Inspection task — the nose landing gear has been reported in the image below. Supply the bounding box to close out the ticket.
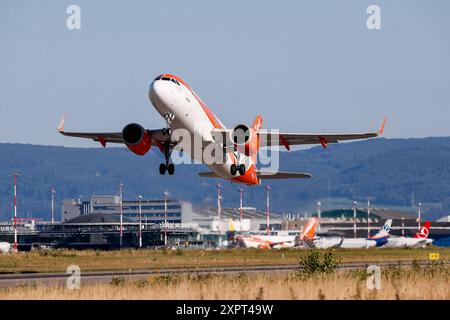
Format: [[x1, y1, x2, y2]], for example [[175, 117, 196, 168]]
[[162, 113, 175, 136]]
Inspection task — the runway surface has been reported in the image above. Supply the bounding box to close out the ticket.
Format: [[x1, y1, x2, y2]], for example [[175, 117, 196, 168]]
[[0, 260, 433, 288]]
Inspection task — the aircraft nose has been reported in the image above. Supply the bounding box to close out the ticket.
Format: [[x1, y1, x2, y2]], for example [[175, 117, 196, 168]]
[[148, 80, 160, 105], [148, 76, 176, 110]]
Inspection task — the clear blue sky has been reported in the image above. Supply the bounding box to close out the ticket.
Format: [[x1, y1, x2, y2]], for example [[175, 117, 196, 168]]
[[0, 0, 449, 147]]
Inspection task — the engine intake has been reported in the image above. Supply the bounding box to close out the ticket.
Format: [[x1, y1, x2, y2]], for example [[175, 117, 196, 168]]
[[122, 123, 152, 156], [231, 124, 251, 145], [230, 124, 259, 156]]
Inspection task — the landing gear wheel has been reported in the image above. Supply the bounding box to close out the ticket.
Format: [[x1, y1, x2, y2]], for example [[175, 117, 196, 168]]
[[238, 164, 246, 175], [167, 163, 175, 175], [159, 163, 166, 175], [162, 128, 172, 136], [230, 164, 237, 176]]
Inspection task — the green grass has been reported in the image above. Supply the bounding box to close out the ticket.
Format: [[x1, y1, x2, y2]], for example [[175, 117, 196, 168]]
[[0, 247, 448, 274]]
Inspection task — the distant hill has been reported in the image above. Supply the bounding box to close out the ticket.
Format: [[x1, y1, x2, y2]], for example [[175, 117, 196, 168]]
[[1, 137, 449, 221]]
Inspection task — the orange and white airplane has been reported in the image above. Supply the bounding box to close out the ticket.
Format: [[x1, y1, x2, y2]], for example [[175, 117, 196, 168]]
[[59, 74, 386, 186], [237, 218, 318, 249]]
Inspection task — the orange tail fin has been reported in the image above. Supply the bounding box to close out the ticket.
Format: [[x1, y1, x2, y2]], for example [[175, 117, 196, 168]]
[[300, 218, 318, 240]]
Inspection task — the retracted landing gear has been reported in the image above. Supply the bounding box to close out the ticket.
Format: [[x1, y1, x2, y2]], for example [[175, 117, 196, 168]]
[[159, 141, 175, 175]]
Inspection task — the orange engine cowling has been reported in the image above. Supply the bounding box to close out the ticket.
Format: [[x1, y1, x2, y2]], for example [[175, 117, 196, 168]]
[[229, 124, 259, 157], [122, 123, 152, 156]]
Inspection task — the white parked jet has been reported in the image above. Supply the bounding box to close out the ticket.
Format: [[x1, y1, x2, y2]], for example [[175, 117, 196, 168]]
[[382, 221, 433, 248], [303, 219, 392, 249], [0, 242, 11, 254]]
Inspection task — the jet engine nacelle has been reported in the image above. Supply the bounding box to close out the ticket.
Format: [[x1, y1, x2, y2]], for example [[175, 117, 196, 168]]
[[230, 124, 259, 157], [122, 123, 152, 156]]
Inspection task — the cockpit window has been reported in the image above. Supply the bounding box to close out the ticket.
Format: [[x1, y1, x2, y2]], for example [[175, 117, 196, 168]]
[[154, 76, 180, 86], [170, 79, 181, 86]]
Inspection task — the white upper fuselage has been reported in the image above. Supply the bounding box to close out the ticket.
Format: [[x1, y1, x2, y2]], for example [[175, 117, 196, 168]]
[[382, 237, 433, 248], [148, 74, 258, 185], [312, 237, 378, 249]]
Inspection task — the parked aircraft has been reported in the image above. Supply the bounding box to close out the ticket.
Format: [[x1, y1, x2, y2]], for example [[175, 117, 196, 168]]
[[302, 219, 392, 249], [237, 218, 318, 249], [0, 242, 10, 254], [382, 221, 433, 248]]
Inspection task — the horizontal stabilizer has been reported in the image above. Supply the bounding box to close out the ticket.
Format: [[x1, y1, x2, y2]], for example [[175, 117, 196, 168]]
[[199, 170, 312, 180], [198, 172, 221, 178], [256, 170, 312, 179]]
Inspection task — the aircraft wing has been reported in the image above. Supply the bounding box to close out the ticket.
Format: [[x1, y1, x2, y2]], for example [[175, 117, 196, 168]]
[[213, 117, 386, 151], [57, 118, 171, 147], [259, 117, 386, 150], [198, 172, 220, 178]]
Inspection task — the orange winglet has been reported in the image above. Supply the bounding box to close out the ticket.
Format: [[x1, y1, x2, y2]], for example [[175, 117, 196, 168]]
[[252, 115, 263, 130], [98, 136, 107, 148], [319, 136, 328, 149], [379, 116, 387, 135], [57, 117, 65, 132], [279, 134, 290, 151]]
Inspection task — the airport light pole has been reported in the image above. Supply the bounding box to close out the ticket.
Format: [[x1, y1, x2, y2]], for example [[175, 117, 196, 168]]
[[401, 217, 405, 237], [316, 201, 322, 232], [265, 185, 272, 235], [353, 201, 357, 238], [137, 195, 143, 248], [367, 199, 370, 238], [51, 187, 56, 224], [216, 183, 223, 247], [238, 187, 244, 224], [119, 183, 123, 249], [416, 202, 422, 229], [163, 191, 169, 246], [12, 173, 20, 252]]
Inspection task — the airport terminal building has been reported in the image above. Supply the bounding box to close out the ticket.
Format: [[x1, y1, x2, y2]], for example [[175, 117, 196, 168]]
[[62, 195, 182, 226]]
